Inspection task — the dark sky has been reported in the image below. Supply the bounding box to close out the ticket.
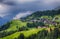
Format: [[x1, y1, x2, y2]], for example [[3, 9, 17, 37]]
[[0, 0, 60, 25]]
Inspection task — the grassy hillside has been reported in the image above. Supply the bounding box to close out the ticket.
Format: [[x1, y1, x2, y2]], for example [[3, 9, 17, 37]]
[[0, 9, 60, 39], [0, 20, 27, 32], [6, 20, 27, 32], [0, 28, 44, 39]]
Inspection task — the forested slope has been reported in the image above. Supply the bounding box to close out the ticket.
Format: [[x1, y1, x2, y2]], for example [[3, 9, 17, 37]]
[[0, 9, 60, 39]]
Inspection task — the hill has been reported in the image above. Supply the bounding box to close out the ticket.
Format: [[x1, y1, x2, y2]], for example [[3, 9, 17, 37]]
[[0, 20, 27, 31], [21, 9, 60, 21], [0, 9, 60, 39]]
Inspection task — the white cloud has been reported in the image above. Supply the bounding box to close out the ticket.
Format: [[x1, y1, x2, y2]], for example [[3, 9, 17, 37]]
[[0, 4, 9, 17], [0, 0, 60, 18], [13, 11, 33, 19], [43, 0, 60, 5], [0, 4, 7, 12], [15, 0, 36, 3], [3, 0, 36, 4], [0, 14, 9, 17], [0, 3, 18, 17]]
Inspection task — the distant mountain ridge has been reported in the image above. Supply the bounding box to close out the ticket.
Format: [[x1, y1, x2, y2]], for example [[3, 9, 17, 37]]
[[55, 6, 60, 10], [0, 17, 3, 26]]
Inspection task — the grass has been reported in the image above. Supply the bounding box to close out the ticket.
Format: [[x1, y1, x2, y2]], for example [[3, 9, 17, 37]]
[[0, 32, 20, 39], [0, 28, 44, 39], [0, 20, 27, 32]]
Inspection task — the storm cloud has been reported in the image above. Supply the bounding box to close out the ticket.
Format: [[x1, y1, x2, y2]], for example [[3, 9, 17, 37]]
[[0, 0, 60, 25]]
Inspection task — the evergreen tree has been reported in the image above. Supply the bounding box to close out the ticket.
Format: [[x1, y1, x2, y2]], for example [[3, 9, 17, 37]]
[[18, 33, 25, 39]]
